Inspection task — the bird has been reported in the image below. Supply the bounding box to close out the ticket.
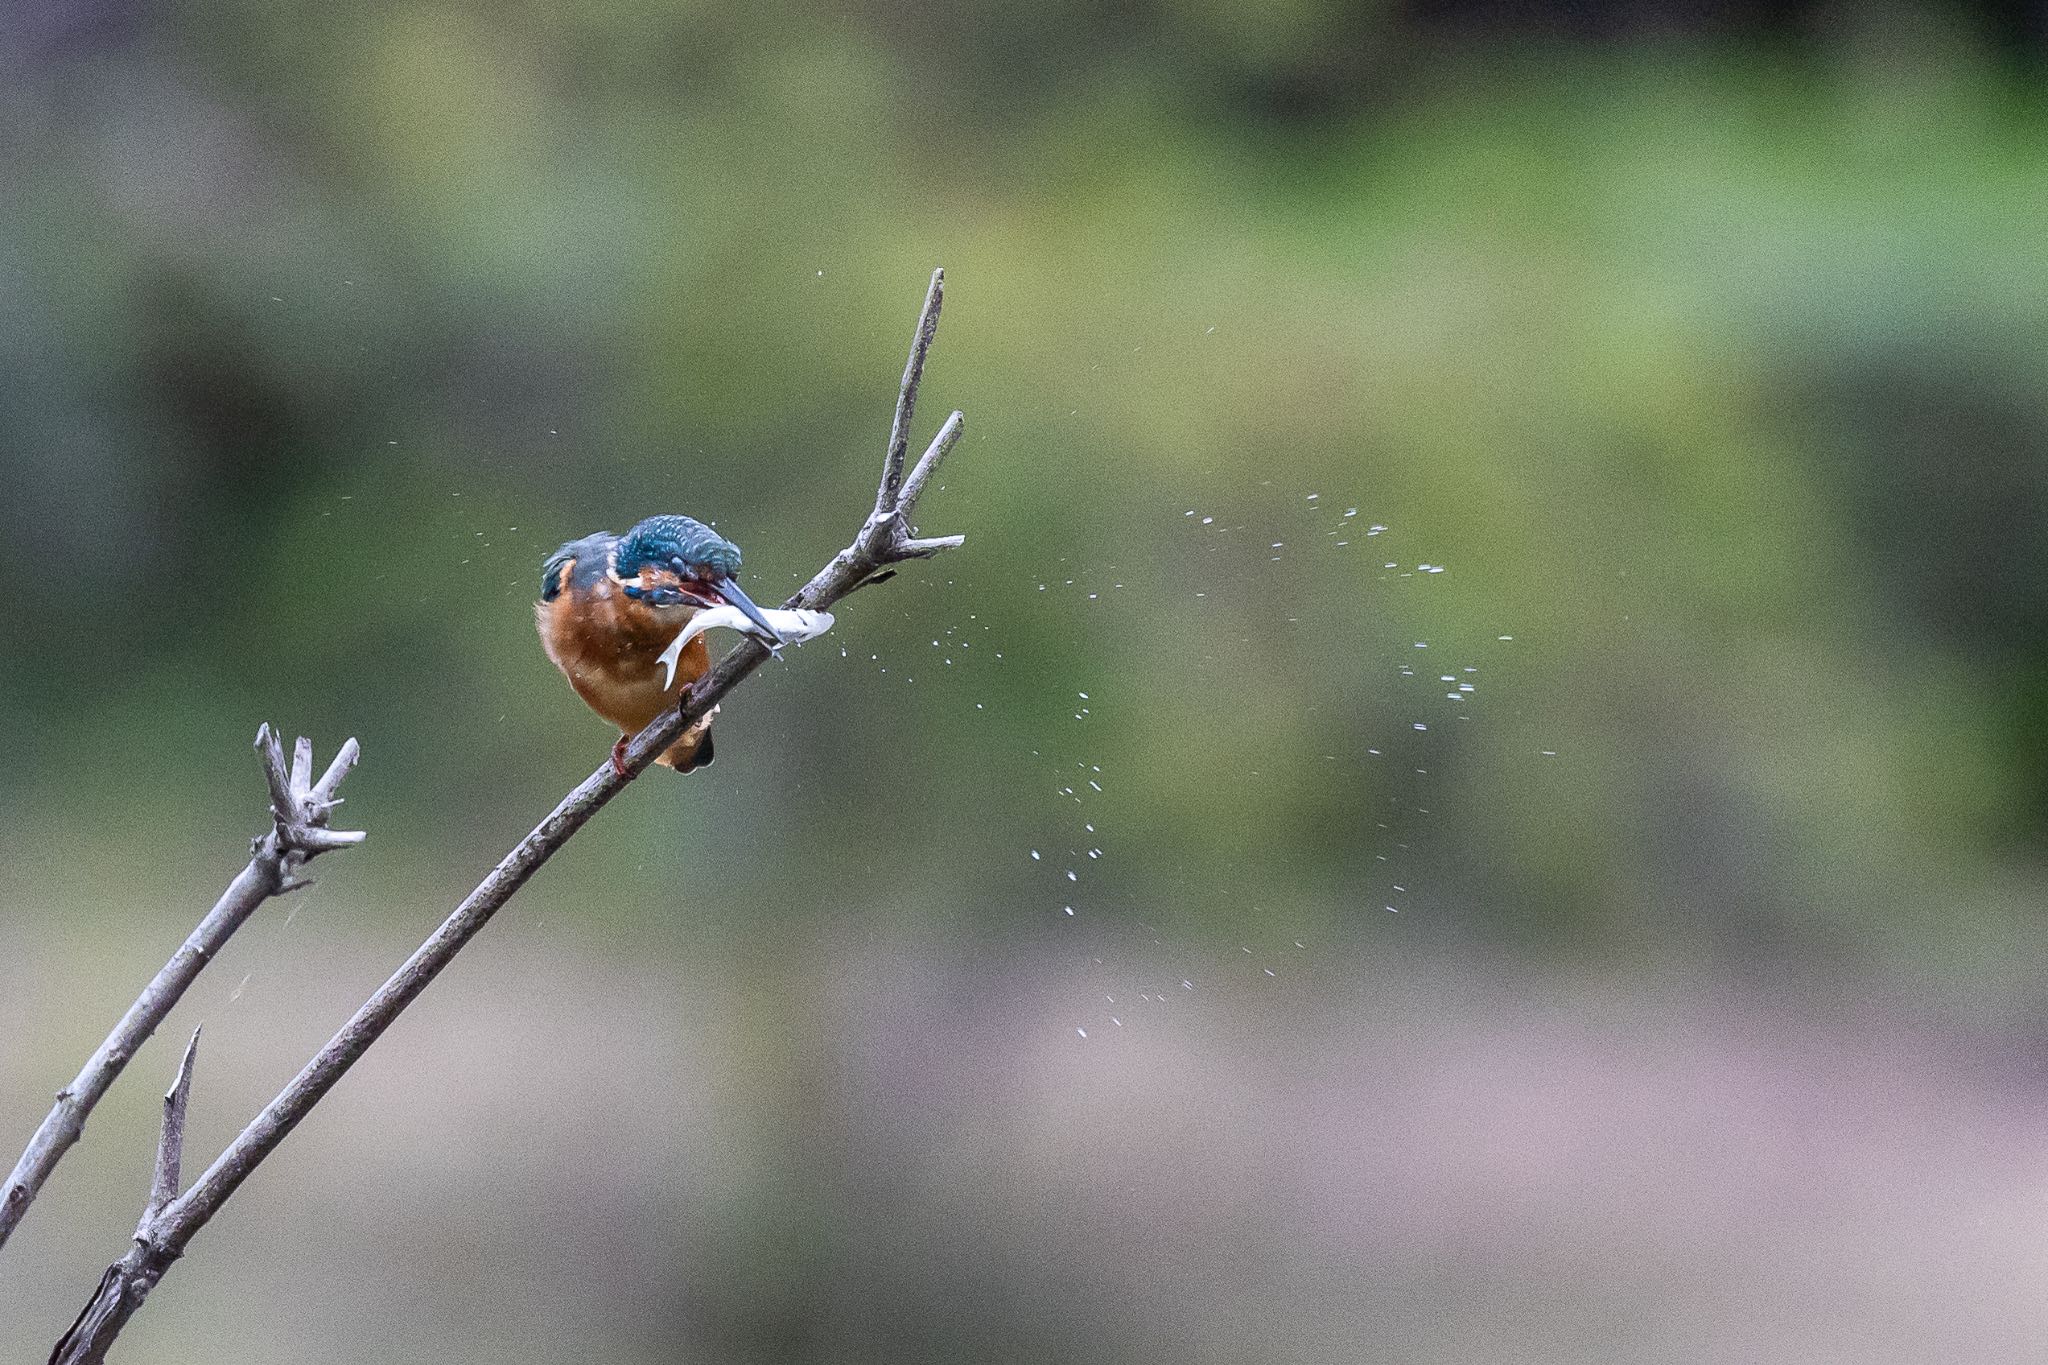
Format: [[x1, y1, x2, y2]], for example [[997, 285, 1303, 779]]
[[536, 514, 783, 777]]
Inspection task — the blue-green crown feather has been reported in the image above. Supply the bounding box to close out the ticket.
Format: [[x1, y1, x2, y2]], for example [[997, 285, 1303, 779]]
[[615, 514, 742, 578]]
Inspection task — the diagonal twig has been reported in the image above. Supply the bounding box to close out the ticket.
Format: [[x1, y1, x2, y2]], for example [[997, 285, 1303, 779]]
[[899, 409, 965, 531], [0, 729, 364, 1254], [143, 1030, 199, 1227], [50, 267, 972, 1363], [873, 266, 944, 521]]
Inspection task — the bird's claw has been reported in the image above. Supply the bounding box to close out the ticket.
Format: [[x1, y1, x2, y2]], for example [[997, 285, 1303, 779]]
[[610, 736, 631, 779]]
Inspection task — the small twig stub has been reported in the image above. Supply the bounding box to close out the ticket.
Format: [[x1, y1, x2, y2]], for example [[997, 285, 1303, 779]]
[[143, 1030, 200, 1227]]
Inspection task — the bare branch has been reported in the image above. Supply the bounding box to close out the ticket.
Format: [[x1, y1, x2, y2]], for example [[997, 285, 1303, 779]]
[[142, 1031, 199, 1227], [287, 736, 313, 801], [50, 269, 971, 1361], [899, 410, 964, 521], [257, 724, 294, 826], [898, 535, 967, 557], [290, 827, 369, 853], [51, 1258, 147, 1365], [873, 266, 944, 520], [311, 737, 360, 806], [0, 731, 363, 1255]]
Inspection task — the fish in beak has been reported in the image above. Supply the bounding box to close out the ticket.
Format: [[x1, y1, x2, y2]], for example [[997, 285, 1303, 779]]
[[708, 573, 784, 646], [657, 603, 835, 689]]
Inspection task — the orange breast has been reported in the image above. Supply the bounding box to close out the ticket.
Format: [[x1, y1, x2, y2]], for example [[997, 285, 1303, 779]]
[[537, 578, 712, 734]]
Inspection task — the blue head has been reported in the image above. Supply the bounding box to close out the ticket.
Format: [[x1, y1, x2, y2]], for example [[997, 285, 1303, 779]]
[[612, 514, 782, 644], [615, 515, 741, 581]]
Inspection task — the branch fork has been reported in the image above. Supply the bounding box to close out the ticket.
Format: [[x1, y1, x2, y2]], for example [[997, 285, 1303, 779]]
[[863, 268, 966, 562], [256, 727, 364, 889], [1, 731, 364, 1260], [36, 268, 972, 1363], [613, 267, 964, 777], [48, 1029, 200, 1365]]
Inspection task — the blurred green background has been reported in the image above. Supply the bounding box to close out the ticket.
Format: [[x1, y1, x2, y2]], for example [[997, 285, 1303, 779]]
[[7, 0, 2048, 1360]]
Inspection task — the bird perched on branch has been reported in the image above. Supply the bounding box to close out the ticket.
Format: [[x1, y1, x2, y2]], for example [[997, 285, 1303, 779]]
[[537, 514, 784, 777]]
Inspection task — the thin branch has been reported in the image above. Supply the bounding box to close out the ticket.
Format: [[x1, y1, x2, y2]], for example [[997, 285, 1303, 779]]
[[873, 266, 944, 520], [311, 737, 360, 806], [142, 1031, 199, 1227], [290, 827, 368, 854], [51, 268, 971, 1362], [899, 410, 964, 521], [258, 726, 296, 828], [287, 737, 313, 801], [897, 534, 967, 557], [0, 728, 364, 1255]]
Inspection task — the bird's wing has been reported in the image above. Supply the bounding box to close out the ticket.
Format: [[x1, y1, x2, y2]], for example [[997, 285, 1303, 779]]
[[540, 533, 616, 601], [540, 546, 575, 601]]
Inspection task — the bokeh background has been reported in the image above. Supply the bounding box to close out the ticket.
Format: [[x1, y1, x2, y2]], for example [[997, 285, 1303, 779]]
[[7, 0, 2048, 1360]]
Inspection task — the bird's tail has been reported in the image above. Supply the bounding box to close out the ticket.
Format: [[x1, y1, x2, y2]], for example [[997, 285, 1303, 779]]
[[657, 720, 715, 772]]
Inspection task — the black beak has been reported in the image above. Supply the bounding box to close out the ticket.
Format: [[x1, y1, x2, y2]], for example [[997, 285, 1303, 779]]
[[712, 574, 785, 646]]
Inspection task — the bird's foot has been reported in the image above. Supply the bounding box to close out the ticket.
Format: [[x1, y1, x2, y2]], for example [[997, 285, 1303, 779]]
[[610, 735, 631, 779]]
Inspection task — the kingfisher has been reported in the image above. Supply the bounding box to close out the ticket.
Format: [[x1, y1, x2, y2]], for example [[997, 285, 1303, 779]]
[[537, 514, 784, 777]]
